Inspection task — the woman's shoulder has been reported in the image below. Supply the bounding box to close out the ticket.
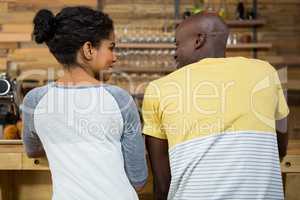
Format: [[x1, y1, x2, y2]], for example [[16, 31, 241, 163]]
[[22, 84, 50, 111], [102, 84, 132, 100], [102, 84, 136, 111], [23, 84, 49, 101]]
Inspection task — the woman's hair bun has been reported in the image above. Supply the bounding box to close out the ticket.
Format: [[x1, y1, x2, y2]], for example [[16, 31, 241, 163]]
[[33, 9, 56, 44]]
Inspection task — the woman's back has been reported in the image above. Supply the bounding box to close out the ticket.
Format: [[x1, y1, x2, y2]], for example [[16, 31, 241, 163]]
[[23, 83, 147, 200]]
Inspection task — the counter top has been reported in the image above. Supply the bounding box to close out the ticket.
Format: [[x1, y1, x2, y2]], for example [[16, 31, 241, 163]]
[[0, 139, 300, 172]]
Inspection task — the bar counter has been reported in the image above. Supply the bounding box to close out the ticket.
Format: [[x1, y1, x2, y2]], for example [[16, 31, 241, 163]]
[[0, 140, 299, 200]]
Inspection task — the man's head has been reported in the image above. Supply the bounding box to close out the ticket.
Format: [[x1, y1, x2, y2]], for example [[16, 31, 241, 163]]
[[174, 12, 229, 68]]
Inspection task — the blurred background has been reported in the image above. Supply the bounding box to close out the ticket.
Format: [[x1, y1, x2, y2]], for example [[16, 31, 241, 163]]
[[0, 0, 299, 199]]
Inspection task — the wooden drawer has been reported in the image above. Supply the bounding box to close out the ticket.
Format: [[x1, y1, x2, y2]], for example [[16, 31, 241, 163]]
[[281, 155, 300, 173], [22, 154, 49, 170], [0, 153, 22, 170]]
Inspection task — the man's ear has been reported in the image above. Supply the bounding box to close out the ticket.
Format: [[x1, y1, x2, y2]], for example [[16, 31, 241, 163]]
[[81, 41, 94, 60], [195, 33, 206, 50]]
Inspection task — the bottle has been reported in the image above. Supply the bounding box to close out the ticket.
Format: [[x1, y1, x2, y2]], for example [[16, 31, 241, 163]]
[[246, 7, 256, 20], [218, 0, 227, 19], [205, 0, 215, 13], [191, 0, 205, 14], [236, 0, 245, 20]]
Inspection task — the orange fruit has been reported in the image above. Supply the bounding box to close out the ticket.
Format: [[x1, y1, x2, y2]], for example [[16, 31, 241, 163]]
[[3, 124, 19, 139], [16, 120, 23, 139]]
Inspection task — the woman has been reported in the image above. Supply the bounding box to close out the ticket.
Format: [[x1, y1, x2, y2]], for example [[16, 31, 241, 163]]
[[22, 6, 147, 200]]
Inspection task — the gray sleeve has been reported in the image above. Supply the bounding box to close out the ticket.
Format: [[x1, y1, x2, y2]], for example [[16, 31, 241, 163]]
[[104, 85, 148, 188], [21, 86, 47, 156]]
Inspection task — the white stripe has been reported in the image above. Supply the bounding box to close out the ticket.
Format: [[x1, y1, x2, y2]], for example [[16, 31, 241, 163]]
[[171, 149, 278, 166], [171, 156, 279, 173], [170, 133, 277, 159], [170, 173, 282, 182], [167, 132, 282, 200], [169, 131, 275, 154]]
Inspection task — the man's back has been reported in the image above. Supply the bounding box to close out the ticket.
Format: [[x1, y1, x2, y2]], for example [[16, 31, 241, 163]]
[[143, 57, 289, 200]]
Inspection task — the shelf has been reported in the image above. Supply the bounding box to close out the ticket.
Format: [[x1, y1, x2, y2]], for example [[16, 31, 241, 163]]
[[117, 43, 272, 50], [288, 80, 300, 91], [226, 19, 266, 27], [112, 67, 175, 74], [116, 43, 175, 49], [268, 56, 300, 67], [0, 140, 23, 145], [227, 43, 272, 49], [175, 19, 266, 27]]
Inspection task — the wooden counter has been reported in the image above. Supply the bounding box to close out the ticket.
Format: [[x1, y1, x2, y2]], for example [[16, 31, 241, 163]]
[[0, 140, 153, 200], [0, 140, 300, 200]]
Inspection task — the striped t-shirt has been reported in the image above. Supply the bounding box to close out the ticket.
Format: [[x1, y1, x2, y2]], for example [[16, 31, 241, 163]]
[[22, 83, 147, 200], [142, 57, 289, 200]]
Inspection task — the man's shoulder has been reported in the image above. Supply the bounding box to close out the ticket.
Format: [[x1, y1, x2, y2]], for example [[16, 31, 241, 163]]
[[242, 57, 276, 73], [148, 66, 189, 87], [146, 74, 175, 93]]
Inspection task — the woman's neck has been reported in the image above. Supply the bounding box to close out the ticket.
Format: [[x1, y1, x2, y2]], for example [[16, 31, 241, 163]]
[[56, 66, 101, 86]]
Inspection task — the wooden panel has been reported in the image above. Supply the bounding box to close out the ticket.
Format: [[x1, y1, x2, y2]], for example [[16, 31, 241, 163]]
[[22, 154, 49, 170], [8, 0, 97, 9], [288, 67, 300, 81], [287, 140, 300, 155], [285, 173, 300, 200], [0, 144, 24, 153], [10, 171, 52, 200], [281, 155, 300, 173], [8, 48, 54, 61], [10, 48, 50, 55], [0, 140, 22, 145], [268, 56, 300, 67], [288, 80, 300, 91], [0, 33, 31, 42], [0, 12, 35, 24], [0, 2, 8, 13], [17, 70, 63, 82], [11, 56, 57, 63], [0, 153, 21, 169], [0, 58, 6, 71], [0, 171, 13, 200], [17, 62, 61, 71], [0, 42, 18, 50], [1, 24, 33, 33]]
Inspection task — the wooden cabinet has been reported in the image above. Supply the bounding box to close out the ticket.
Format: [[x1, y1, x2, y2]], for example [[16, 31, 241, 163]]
[[281, 140, 300, 200], [0, 141, 299, 200], [0, 153, 21, 170], [0, 142, 153, 200], [21, 155, 49, 170]]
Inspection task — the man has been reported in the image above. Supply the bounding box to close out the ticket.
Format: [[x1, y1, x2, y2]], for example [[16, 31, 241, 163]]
[[142, 13, 289, 200]]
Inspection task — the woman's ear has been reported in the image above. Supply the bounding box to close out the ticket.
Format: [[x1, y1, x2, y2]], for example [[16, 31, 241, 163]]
[[81, 41, 94, 60], [195, 33, 206, 50]]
